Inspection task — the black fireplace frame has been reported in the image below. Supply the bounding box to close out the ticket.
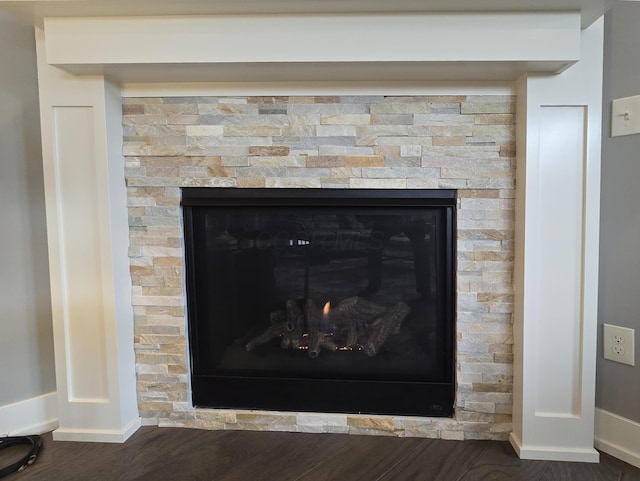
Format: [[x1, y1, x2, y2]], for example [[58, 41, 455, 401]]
[[182, 188, 456, 417]]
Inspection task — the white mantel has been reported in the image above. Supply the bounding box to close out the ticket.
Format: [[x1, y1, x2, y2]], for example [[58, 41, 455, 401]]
[[24, 7, 603, 462]]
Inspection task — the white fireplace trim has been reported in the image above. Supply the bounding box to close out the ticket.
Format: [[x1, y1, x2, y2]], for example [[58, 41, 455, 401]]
[[33, 12, 602, 462], [43, 13, 580, 83]]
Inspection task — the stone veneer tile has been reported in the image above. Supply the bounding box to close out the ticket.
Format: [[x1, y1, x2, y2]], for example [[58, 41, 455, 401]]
[[249, 146, 290, 156], [305, 155, 344, 167], [344, 156, 385, 167], [370, 102, 431, 114], [265, 178, 322, 188], [123, 95, 515, 441], [349, 178, 407, 189], [235, 413, 297, 425], [347, 416, 395, 432]]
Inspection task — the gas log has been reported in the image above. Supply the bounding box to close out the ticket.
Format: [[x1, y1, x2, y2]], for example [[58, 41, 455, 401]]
[[245, 296, 411, 357]]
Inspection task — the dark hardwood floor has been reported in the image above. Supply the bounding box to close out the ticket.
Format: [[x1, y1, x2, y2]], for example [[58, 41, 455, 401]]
[[2, 427, 639, 480]]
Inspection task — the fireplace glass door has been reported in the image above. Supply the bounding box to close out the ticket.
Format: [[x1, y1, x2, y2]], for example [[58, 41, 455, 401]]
[[182, 188, 456, 416]]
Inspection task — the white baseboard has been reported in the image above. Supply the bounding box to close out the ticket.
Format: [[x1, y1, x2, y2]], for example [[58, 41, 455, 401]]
[[52, 416, 142, 443], [509, 432, 600, 463], [595, 408, 640, 468], [0, 392, 58, 436]]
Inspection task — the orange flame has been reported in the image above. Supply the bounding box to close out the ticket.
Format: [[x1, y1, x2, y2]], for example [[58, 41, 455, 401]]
[[323, 301, 331, 317]]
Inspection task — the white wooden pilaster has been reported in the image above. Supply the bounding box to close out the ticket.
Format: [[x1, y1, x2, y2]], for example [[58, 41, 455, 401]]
[[35, 28, 140, 442], [511, 17, 603, 462]]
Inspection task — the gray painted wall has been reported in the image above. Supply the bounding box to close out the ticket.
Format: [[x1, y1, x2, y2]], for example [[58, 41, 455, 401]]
[[0, 9, 56, 405], [597, 2, 640, 423]]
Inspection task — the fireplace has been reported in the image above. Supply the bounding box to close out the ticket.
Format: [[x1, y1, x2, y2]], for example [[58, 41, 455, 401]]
[[31, 9, 603, 461], [183, 188, 456, 416]]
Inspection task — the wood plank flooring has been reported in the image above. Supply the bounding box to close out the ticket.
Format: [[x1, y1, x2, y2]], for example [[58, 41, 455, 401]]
[[2, 427, 638, 480]]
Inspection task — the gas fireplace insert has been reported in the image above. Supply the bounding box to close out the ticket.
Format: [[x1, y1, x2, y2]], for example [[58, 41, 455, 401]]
[[182, 188, 456, 416]]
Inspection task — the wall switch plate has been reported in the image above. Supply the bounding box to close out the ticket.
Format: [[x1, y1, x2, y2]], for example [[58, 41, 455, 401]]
[[611, 95, 640, 137], [603, 324, 635, 366]]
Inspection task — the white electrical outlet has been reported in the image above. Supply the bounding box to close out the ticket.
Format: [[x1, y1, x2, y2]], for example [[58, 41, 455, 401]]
[[603, 324, 635, 366]]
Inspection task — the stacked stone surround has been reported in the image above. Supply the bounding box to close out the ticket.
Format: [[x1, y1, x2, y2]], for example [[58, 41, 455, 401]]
[[123, 95, 515, 440]]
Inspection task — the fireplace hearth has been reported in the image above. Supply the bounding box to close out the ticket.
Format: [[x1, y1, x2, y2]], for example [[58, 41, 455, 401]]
[[182, 188, 456, 416]]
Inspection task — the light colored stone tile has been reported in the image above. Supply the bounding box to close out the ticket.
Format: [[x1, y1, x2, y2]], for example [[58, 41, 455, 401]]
[[461, 102, 515, 114], [414, 113, 475, 125], [124, 145, 186, 156], [290, 104, 368, 115], [407, 178, 439, 188], [437, 179, 468, 188], [230, 423, 299, 432], [250, 156, 305, 167], [316, 125, 357, 136], [464, 401, 496, 413], [235, 166, 286, 178], [320, 114, 371, 125], [475, 114, 514, 125], [458, 340, 489, 353], [349, 427, 401, 437], [286, 167, 331, 177], [371, 114, 413, 125], [344, 156, 384, 167], [428, 95, 467, 103], [347, 416, 395, 431], [458, 372, 484, 384], [197, 103, 256, 115], [297, 413, 348, 426], [123, 114, 167, 125], [187, 136, 272, 147], [362, 167, 439, 179], [167, 115, 200, 125], [373, 145, 401, 156], [185, 146, 245, 157], [433, 136, 467, 146], [401, 145, 422, 157], [321, 179, 350, 188], [349, 178, 406, 189], [185, 125, 224, 136], [330, 167, 361, 178], [131, 295, 183, 307], [385, 157, 421, 167], [344, 146, 376, 156], [196, 409, 237, 424], [236, 412, 298, 425], [195, 419, 228, 430], [472, 125, 515, 138], [298, 425, 350, 434], [370, 103, 430, 114], [377, 136, 433, 146], [249, 146, 290, 156], [317, 145, 346, 155], [144, 103, 198, 115], [440, 430, 465, 440], [404, 429, 442, 438], [221, 156, 249, 167], [149, 135, 186, 147], [472, 382, 512, 393], [356, 125, 409, 138], [224, 125, 282, 136], [265, 178, 322, 188], [140, 246, 182, 257], [396, 420, 432, 436]]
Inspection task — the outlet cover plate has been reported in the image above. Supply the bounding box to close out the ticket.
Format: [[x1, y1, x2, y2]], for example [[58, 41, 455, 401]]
[[603, 324, 635, 366]]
